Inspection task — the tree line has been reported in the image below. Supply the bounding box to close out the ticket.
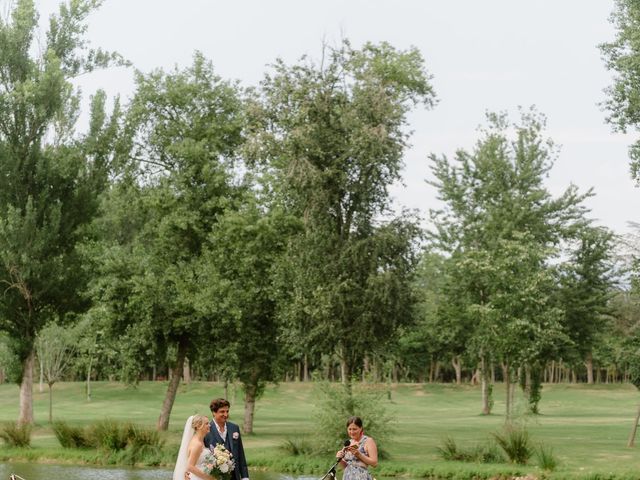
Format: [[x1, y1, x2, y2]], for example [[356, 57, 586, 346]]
[[0, 0, 639, 432]]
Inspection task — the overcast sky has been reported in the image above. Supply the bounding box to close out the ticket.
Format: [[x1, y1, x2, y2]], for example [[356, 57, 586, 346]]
[[33, 0, 639, 236]]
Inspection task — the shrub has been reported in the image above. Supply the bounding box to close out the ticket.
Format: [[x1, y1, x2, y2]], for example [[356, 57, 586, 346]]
[[437, 437, 504, 464], [535, 443, 558, 471], [88, 419, 131, 451], [472, 441, 504, 464], [0, 422, 32, 447], [313, 380, 394, 456], [52, 421, 92, 448], [492, 426, 532, 464], [281, 436, 315, 456], [86, 419, 164, 464], [126, 423, 164, 449], [436, 436, 467, 461], [114, 442, 165, 466]]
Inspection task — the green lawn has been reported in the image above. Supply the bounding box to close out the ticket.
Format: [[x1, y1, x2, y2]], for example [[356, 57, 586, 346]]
[[0, 381, 639, 479]]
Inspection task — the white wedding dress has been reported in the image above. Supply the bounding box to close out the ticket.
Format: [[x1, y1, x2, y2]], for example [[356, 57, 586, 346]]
[[174, 416, 210, 480], [190, 448, 209, 480]]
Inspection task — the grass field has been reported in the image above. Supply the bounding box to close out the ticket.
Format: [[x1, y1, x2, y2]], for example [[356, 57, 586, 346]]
[[0, 380, 639, 479]]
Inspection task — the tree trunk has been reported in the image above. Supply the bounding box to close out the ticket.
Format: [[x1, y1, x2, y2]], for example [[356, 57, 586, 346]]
[[627, 404, 640, 447], [19, 349, 35, 425], [585, 352, 594, 384], [156, 336, 188, 431], [452, 356, 462, 385], [480, 357, 492, 415], [429, 357, 436, 383], [224, 378, 229, 400], [48, 382, 54, 423], [471, 368, 479, 386], [243, 381, 258, 434], [501, 362, 509, 384], [303, 354, 309, 382], [39, 359, 44, 393], [363, 356, 370, 382], [86, 355, 93, 402], [339, 349, 350, 384], [183, 357, 191, 384], [504, 361, 511, 420], [433, 361, 440, 382], [523, 365, 532, 399]]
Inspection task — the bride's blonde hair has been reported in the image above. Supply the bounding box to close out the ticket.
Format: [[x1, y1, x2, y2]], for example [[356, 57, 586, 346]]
[[191, 414, 209, 431]]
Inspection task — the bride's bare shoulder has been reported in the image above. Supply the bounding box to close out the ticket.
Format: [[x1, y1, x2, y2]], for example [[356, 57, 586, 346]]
[[187, 437, 204, 456]]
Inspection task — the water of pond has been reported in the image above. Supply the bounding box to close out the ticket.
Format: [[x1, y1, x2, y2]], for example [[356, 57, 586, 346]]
[[0, 463, 320, 480]]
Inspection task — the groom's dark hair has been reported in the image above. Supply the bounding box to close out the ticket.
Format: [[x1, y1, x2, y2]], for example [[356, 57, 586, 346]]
[[210, 397, 231, 412]]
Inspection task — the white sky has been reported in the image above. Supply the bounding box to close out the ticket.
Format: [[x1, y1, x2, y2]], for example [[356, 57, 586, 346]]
[[33, 0, 640, 235]]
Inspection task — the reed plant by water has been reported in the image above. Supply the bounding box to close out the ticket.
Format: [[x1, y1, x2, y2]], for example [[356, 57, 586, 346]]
[[0, 421, 31, 447]]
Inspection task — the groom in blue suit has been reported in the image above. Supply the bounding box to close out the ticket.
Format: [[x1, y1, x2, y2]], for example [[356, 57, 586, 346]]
[[204, 398, 249, 480]]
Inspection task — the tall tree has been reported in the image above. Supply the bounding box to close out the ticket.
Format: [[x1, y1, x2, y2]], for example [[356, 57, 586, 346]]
[[246, 40, 435, 383], [34, 322, 78, 423], [428, 110, 590, 417], [0, 0, 124, 424], [601, 0, 640, 183], [557, 226, 617, 383], [197, 200, 295, 433], [89, 53, 245, 430]]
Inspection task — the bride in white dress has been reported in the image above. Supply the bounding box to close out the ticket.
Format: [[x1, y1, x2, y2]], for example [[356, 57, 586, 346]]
[[173, 414, 215, 480]]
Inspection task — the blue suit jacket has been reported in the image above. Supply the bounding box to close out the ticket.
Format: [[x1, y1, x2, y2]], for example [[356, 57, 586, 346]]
[[204, 421, 249, 480]]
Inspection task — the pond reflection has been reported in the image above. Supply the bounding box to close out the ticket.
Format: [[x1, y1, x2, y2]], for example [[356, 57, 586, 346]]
[[0, 463, 322, 480]]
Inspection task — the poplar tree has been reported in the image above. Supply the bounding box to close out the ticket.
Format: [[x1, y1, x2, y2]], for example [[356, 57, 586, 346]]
[[429, 110, 590, 416], [0, 0, 123, 423], [246, 40, 435, 383]]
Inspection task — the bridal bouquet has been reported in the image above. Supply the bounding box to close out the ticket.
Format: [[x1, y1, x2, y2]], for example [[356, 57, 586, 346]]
[[202, 443, 235, 480]]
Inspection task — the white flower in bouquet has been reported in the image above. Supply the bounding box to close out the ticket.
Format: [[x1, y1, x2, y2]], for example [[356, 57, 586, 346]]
[[202, 443, 235, 479]]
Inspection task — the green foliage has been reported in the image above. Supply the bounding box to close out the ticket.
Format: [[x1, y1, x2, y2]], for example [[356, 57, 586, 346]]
[[280, 436, 315, 456], [313, 380, 394, 455], [428, 109, 591, 416], [534, 443, 559, 471], [600, 0, 640, 183], [126, 423, 164, 450], [0, 0, 124, 423], [0, 381, 638, 476], [0, 333, 21, 383], [0, 421, 32, 447], [197, 201, 296, 426], [248, 39, 434, 381], [36, 322, 80, 422], [436, 436, 463, 461], [45, 417, 167, 465], [84, 418, 164, 458], [88, 419, 130, 451], [436, 437, 504, 464], [112, 442, 166, 466], [114, 423, 165, 466], [52, 421, 92, 448], [88, 51, 246, 428], [557, 226, 617, 376], [491, 427, 532, 464]]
